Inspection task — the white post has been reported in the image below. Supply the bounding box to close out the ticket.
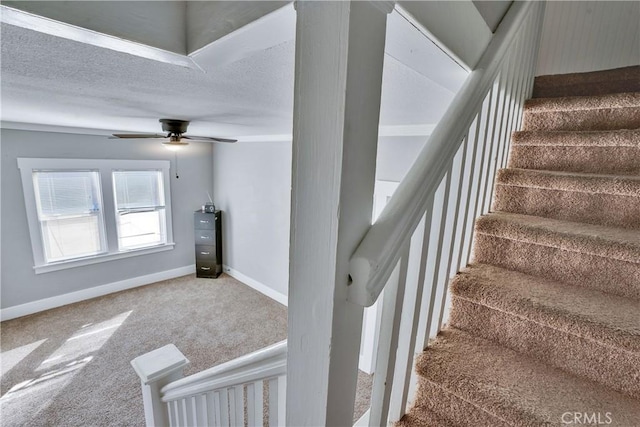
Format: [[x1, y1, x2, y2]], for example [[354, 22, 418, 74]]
[[288, 1, 393, 426], [131, 344, 190, 427]]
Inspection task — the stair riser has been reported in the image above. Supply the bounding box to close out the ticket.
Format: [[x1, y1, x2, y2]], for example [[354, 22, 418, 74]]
[[449, 297, 640, 399], [509, 146, 640, 175], [532, 66, 640, 99], [533, 80, 640, 99], [523, 107, 640, 131], [415, 380, 510, 427], [473, 234, 640, 299], [493, 185, 640, 229], [396, 409, 457, 427]]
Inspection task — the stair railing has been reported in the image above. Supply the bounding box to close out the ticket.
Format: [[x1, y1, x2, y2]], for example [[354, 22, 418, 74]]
[[132, 340, 287, 427], [131, 2, 545, 426], [347, 1, 546, 425]]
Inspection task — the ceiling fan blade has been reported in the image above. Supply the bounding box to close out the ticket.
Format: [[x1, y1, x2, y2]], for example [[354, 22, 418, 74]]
[[183, 135, 237, 143], [110, 133, 167, 139]]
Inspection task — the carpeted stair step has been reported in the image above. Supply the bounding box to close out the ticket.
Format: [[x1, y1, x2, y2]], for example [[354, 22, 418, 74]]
[[396, 408, 458, 427], [509, 129, 640, 174], [532, 65, 640, 98], [493, 168, 640, 229], [522, 92, 640, 131], [411, 328, 640, 427], [473, 212, 640, 299], [448, 263, 640, 398]]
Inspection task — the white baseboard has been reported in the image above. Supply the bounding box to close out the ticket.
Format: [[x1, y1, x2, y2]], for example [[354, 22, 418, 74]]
[[223, 265, 288, 307], [0, 265, 196, 321]]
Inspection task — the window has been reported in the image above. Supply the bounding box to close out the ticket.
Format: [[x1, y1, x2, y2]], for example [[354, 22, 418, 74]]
[[113, 170, 167, 250], [34, 170, 106, 262], [18, 158, 174, 273]]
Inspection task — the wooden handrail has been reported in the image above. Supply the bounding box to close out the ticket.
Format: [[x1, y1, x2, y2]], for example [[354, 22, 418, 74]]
[[347, 0, 536, 307]]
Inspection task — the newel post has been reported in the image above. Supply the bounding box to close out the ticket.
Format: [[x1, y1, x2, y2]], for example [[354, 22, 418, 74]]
[[131, 344, 190, 427], [288, 1, 394, 426]]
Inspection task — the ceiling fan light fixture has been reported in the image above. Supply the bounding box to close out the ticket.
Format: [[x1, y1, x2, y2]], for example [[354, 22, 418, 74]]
[[162, 138, 189, 151]]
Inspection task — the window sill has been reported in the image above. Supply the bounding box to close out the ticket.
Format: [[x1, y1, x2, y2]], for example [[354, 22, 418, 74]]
[[33, 243, 176, 274]]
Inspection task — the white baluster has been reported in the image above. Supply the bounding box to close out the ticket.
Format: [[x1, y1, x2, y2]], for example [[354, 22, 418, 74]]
[[369, 243, 410, 426], [388, 213, 429, 421], [247, 381, 264, 427], [205, 392, 217, 427], [219, 389, 230, 427], [195, 394, 208, 426], [131, 344, 189, 427], [168, 401, 177, 427]]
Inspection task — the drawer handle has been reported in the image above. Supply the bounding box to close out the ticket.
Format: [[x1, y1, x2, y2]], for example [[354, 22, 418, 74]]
[[200, 251, 210, 255], [200, 236, 212, 239], [199, 220, 209, 224], [201, 267, 211, 271]]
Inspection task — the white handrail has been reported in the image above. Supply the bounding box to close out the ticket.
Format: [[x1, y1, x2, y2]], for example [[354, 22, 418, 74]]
[[132, 340, 287, 426], [348, 0, 537, 307], [161, 340, 287, 402], [353, 1, 545, 423]]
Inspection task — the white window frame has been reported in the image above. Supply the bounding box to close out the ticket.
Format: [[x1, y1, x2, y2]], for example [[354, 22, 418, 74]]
[[18, 158, 175, 274]]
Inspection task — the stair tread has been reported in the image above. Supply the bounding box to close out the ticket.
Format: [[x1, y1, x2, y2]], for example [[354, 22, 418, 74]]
[[416, 328, 640, 426], [475, 212, 640, 263], [532, 65, 640, 98], [524, 91, 640, 112], [496, 168, 640, 195], [511, 129, 640, 147], [397, 408, 458, 427], [452, 263, 640, 352]]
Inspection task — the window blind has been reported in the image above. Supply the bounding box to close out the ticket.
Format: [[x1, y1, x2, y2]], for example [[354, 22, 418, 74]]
[[113, 170, 164, 211], [33, 170, 101, 218]]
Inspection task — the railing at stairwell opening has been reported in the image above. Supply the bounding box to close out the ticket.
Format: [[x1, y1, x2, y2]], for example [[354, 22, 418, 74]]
[[131, 340, 287, 427], [347, 1, 546, 425]]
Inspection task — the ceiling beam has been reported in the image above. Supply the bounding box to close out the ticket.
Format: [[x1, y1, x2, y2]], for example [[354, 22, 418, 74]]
[[2, 1, 187, 54], [0, 5, 199, 69], [186, 1, 290, 54], [188, 3, 295, 72], [397, 0, 492, 70]]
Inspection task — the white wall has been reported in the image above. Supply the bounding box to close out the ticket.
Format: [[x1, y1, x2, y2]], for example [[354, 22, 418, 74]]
[[376, 136, 427, 182], [536, 1, 640, 76], [212, 136, 427, 301], [0, 129, 213, 310], [212, 140, 292, 300]]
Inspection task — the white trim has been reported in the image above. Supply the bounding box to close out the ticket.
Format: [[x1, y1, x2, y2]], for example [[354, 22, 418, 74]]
[[1, 123, 435, 142], [0, 5, 201, 70], [34, 243, 175, 274], [17, 157, 174, 273], [0, 265, 195, 321], [378, 124, 435, 138], [223, 265, 287, 307], [1, 121, 117, 136]]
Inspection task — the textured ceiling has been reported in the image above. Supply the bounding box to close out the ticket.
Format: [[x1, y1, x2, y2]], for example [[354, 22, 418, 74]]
[[0, 9, 466, 140]]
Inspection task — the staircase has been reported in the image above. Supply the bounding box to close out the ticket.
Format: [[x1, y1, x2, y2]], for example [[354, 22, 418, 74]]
[[401, 67, 640, 426]]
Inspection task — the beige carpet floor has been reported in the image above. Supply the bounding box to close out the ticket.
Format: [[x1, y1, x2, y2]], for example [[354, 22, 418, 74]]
[[0, 274, 372, 426], [400, 68, 640, 425]]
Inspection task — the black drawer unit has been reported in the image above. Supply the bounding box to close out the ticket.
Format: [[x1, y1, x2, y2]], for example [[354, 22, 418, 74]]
[[194, 211, 222, 278]]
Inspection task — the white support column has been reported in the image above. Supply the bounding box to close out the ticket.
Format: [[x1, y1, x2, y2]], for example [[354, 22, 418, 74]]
[[287, 1, 393, 426], [131, 344, 190, 427]]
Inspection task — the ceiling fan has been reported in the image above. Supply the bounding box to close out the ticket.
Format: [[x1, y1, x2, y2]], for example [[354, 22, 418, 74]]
[[112, 119, 237, 150]]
